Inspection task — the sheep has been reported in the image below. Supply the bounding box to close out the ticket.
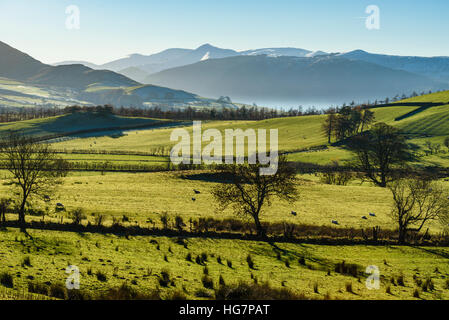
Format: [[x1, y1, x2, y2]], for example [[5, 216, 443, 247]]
[[291, 211, 297, 216], [43, 195, 51, 202], [362, 216, 368, 220], [192, 198, 196, 202], [369, 213, 376, 217], [332, 220, 339, 225], [194, 190, 201, 194]]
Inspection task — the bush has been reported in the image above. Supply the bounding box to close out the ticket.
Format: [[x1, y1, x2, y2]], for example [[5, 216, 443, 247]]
[[96, 271, 107, 282], [98, 284, 161, 300], [215, 282, 309, 300], [159, 269, 171, 287], [0, 272, 13, 288], [28, 281, 48, 295], [335, 261, 359, 277], [345, 282, 353, 293], [21, 256, 32, 267], [246, 255, 255, 269], [202, 275, 214, 289], [71, 208, 86, 225], [49, 283, 67, 299]]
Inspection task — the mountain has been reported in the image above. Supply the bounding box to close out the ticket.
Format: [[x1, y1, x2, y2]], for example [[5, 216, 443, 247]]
[[339, 50, 449, 84], [99, 44, 239, 75], [241, 47, 313, 57], [0, 41, 47, 79], [0, 41, 212, 108], [53, 61, 100, 69], [145, 55, 446, 106], [118, 67, 150, 83]]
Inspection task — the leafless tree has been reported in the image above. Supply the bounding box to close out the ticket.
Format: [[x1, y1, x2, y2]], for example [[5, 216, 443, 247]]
[[0, 198, 11, 228], [0, 133, 69, 235], [348, 123, 410, 187], [212, 156, 298, 238], [389, 177, 449, 244]]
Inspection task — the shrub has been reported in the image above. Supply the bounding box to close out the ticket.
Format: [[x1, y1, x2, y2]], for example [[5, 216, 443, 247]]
[[167, 290, 187, 300], [335, 261, 359, 277], [202, 275, 214, 290], [96, 271, 107, 282], [186, 253, 192, 262], [71, 208, 86, 225], [175, 216, 186, 232], [0, 272, 13, 288], [28, 281, 48, 295], [159, 269, 171, 287], [313, 282, 319, 294], [49, 283, 67, 299], [246, 255, 255, 270], [413, 288, 420, 298], [215, 282, 309, 300], [97, 284, 160, 300], [94, 214, 105, 227], [386, 285, 392, 295], [21, 256, 32, 267], [219, 275, 226, 286], [345, 282, 353, 293], [298, 256, 306, 266], [397, 274, 405, 287], [227, 260, 233, 269], [203, 267, 209, 275], [195, 288, 214, 298]]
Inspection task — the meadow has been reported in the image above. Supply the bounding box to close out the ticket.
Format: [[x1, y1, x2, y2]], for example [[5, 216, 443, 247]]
[[1, 91, 449, 300], [2, 228, 449, 300]]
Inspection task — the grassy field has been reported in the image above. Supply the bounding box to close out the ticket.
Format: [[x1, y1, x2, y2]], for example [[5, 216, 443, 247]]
[[1, 91, 449, 300], [1, 170, 446, 234], [1, 228, 449, 300]]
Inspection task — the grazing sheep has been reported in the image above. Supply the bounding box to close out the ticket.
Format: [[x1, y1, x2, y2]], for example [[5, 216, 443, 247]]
[[192, 198, 196, 202], [43, 195, 51, 202], [291, 211, 297, 216], [362, 216, 368, 220], [332, 220, 339, 225], [194, 190, 201, 194], [369, 213, 376, 217], [56, 203, 64, 208]]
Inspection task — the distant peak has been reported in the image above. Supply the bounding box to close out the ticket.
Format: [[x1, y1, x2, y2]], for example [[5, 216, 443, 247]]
[[197, 43, 216, 50]]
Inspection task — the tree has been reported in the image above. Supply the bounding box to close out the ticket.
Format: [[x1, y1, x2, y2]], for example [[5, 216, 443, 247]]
[[0, 198, 11, 228], [212, 156, 298, 238], [360, 109, 375, 132], [348, 123, 410, 187], [322, 111, 337, 143], [389, 178, 449, 244], [0, 133, 69, 234]]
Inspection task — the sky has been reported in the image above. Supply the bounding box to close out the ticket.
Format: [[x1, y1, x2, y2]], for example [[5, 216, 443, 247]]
[[0, 0, 448, 65]]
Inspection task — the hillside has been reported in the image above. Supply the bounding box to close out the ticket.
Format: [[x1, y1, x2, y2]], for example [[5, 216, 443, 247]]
[[339, 50, 449, 84], [0, 41, 219, 108], [145, 55, 445, 106], [0, 112, 173, 138]]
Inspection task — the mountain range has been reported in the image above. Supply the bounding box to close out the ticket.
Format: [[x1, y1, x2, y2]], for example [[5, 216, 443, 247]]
[[1, 40, 448, 109]]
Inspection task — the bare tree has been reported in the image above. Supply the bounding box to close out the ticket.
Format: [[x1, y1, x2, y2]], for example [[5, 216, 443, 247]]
[[0, 198, 11, 228], [322, 111, 337, 144], [0, 133, 69, 234], [348, 123, 410, 187], [389, 177, 449, 244], [212, 156, 298, 238]]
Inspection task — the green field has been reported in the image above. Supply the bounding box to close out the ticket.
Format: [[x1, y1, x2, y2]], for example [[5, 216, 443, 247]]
[[2, 91, 449, 300], [2, 228, 449, 300]]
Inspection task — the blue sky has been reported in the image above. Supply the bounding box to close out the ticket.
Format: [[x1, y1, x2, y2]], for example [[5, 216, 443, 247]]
[[1, 0, 448, 64]]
